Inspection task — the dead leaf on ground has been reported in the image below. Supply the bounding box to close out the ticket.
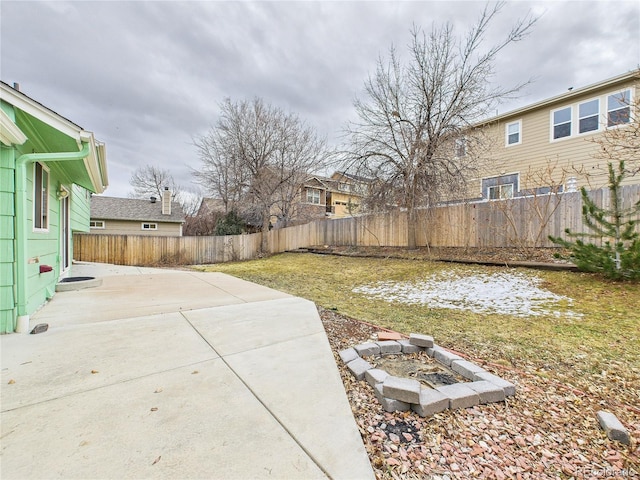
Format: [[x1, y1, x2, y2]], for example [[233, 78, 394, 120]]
[[152, 455, 161, 465]]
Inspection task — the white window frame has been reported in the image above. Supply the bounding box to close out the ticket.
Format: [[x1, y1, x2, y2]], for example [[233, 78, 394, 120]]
[[577, 97, 600, 134], [488, 184, 514, 200], [33, 162, 49, 231], [141, 223, 158, 230], [90, 220, 105, 229], [551, 106, 572, 141], [306, 188, 321, 204], [607, 88, 632, 128], [505, 120, 522, 146]]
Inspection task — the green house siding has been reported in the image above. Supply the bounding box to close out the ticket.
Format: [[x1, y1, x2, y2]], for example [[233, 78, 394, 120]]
[[19, 162, 62, 317], [0, 143, 16, 333], [1, 82, 107, 333], [70, 184, 91, 233]]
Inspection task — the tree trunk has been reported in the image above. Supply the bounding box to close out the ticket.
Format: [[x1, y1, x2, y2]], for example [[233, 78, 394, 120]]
[[407, 207, 417, 249], [260, 212, 270, 253]]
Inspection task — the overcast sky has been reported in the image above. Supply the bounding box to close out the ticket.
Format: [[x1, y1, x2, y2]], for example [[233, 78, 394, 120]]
[[2, 1, 639, 198]]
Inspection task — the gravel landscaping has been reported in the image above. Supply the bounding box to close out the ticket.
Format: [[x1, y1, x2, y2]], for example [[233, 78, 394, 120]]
[[320, 307, 640, 479]]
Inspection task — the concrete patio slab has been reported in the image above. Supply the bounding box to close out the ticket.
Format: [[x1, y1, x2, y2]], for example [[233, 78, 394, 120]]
[[2, 359, 327, 480], [1, 262, 374, 479], [34, 272, 291, 327], [1, 312, 217, 411], [184, 296, 323, 357]]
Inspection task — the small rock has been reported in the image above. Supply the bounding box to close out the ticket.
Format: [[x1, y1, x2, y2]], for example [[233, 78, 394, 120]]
[[402, 432, 414, 442], [389, 433, 401, 444]]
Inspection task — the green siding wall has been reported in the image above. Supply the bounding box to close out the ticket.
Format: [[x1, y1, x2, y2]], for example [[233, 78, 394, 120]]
[[71, 184, 91, 232], [0, 142, 16, 333], [23, 164, 62, 317]]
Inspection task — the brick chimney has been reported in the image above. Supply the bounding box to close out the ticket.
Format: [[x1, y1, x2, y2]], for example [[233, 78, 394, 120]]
[[162, 187, 171, 215]]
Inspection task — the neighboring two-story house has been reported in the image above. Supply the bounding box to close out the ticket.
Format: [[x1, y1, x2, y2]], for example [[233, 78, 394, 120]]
[[90, 188, 185, 236], [468, 69, 639, 201], [300, 171, 371, 220], [0, 81, 108, 333]]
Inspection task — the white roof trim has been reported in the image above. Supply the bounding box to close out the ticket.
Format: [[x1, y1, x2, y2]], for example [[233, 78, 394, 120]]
[[1, 82, 108, 192], [0, 108, 27, 146], [482, 69, 640, 124], [0, 82, 82, 142]]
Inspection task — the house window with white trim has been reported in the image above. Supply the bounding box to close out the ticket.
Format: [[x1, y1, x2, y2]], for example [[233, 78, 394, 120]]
[[607, 89, 631, 127], [33, 162, 49, 230], [552, 107, 572, 139], [482, 173, 519, 200], [488, 184, 514, 199], [578, 99, 599, 133], [142, 223, 158, 230], [306, 188, 321, 204], [90, 220, 105, 229], [506, 120, 521, 145]]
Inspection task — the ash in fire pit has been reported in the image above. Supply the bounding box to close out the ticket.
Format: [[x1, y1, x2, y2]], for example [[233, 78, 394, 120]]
[[419, 372, 458, 387], [373, 353, 467, 389]]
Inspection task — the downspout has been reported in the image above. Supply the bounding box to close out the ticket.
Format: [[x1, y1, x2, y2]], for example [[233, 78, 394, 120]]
[[14, 142, 90, 332]]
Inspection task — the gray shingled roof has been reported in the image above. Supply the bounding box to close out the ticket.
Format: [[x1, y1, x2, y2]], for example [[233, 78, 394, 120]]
[[91, 196, 185, 223]]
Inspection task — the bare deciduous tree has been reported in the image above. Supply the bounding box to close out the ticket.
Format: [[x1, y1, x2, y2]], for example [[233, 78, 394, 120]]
[[193, 97, 328, 250], [129, 164, 181, 200], [344, 3, 536, 248]]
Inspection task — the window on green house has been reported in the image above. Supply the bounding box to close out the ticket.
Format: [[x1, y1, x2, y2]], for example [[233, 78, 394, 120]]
[[34, 162, 49, 230]]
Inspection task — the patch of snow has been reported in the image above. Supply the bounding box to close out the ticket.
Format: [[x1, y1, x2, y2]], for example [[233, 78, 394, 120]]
[[352, 270, 580, 317]]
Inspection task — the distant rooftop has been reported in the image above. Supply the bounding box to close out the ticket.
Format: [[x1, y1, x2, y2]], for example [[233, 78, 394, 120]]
[[91, 196, 185, 223]]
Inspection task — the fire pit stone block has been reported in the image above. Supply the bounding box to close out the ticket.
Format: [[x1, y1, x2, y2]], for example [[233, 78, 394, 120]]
[[397, 339, 423, 354], [467, 380, 506, 404], [383, 375, 421, 404], [347, 357, 373, 381], [436, 383, 480, 410], [374, 384, 411, 412], [451, 359, 486, 379], [376, 340, 402, 354], [354, 342, 380, 357], [434, 349, 464, 367], [412, 388, 450, 417], [365, 368, 388, 387], [339, 348, 359, 364], [473, 371, 516, 397], [409, 333, 434, 348]]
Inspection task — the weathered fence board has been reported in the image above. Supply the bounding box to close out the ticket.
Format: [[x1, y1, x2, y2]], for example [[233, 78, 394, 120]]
[[74, 185, 640, 266]]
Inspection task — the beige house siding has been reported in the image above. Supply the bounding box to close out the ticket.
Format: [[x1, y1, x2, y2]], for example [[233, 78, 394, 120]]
[[329, 191, 361, 217], [90, 219, 182, 236], [471, 73, 639, 199]]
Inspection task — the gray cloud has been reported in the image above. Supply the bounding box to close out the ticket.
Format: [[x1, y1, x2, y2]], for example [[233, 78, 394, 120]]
[[2, 1, 638, 196]]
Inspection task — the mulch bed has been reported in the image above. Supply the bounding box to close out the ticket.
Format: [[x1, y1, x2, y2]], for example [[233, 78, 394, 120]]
[[302, 245, 576, 268], [319, 307, 640, 479]]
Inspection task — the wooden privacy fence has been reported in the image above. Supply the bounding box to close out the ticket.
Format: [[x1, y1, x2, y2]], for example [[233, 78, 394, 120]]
[[74, 185, 640, 266]]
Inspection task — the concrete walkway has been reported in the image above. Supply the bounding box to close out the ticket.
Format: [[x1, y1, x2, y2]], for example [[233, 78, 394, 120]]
[[1, 263, 374, 479]]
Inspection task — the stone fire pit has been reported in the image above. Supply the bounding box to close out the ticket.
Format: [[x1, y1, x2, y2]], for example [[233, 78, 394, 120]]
[[339, 333, 515, 417]]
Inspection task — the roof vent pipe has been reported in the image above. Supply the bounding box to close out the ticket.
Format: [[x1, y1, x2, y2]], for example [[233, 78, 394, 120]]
[[13, 82, 20, 91]]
